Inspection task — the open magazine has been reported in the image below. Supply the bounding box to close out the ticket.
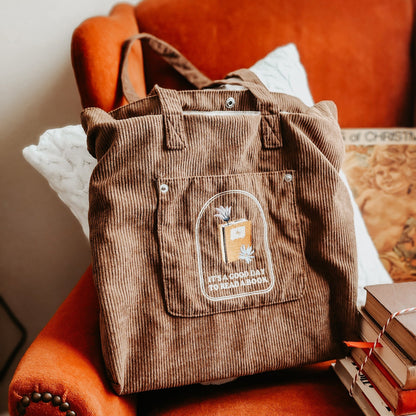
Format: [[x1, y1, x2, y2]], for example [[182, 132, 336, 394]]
[[343, 128, 416, 282]]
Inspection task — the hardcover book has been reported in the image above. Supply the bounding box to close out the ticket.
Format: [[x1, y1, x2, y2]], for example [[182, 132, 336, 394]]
[[364, 282, 416, 361], [333, 357, 394, 416], [351, 348, 416, 416]]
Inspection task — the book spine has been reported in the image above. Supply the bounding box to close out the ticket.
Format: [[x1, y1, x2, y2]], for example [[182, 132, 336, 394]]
[[219, 225, 227, 263], [363, 289, 416, 362]]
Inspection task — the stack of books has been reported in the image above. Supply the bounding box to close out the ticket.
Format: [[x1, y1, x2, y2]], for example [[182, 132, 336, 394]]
[[333, 282, 416, 416]]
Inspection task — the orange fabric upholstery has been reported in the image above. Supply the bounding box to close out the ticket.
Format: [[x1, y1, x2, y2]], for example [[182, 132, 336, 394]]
[[133, 0, 414, 128], [71, 3, 146, 111], [9, 0, 416, 414]]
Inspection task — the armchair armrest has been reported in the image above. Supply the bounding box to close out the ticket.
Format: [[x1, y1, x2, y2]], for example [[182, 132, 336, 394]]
[[8, 266, 136, 416], [71, 3, 146, 110]]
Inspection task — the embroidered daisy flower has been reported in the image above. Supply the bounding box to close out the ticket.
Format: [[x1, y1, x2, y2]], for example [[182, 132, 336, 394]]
[[239, 245, 255, 264], [214, 206, 232, 222]]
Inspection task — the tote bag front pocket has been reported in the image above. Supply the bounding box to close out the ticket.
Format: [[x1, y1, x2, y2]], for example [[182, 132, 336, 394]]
[[157, 171, 306, 317]]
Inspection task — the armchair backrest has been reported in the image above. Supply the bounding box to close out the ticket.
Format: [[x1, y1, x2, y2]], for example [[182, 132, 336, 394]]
[[72, 0, 415, 127]]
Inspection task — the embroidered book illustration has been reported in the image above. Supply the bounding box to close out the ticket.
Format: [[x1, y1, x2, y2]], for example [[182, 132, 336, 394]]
[[215, 206, 254, 264]]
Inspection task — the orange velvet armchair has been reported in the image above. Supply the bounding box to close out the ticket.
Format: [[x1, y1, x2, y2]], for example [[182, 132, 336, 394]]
[[9, 0, 415, 415]]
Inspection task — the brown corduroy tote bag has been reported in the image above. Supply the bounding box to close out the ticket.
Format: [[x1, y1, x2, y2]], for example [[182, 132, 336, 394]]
[[81, 33, 358, 395]]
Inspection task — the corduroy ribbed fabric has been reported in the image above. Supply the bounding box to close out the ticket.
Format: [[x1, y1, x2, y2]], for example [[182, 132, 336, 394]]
[[81, 34, 358, 395]]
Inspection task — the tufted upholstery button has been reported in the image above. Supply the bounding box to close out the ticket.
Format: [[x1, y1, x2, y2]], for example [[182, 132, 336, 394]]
[[31, 392, 42, 403], [60, 402, 70, 412], [66, 411, 76, 416], [42, 392, 53, 402], [52, 395, 62, 406], [21, 396, 30, 407]]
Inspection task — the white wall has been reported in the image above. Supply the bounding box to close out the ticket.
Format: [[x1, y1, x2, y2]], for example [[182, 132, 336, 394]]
[[0, 1, 130, 412]]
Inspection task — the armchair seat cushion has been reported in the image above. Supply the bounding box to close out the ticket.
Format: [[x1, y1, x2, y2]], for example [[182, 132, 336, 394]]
[[136, 363, 363, 415]]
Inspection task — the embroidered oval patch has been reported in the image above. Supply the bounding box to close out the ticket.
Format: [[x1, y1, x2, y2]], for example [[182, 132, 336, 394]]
[[196, 190, 275, 301]]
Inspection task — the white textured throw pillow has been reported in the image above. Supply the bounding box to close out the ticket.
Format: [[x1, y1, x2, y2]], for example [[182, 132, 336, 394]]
[[249, 44, 314, 106], [23, 125, 95, 238], [23, 43, 391, 307]]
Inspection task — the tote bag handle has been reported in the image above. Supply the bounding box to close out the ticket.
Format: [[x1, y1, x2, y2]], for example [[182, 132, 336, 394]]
[[120, 33, 282, 149], [121, 33, 212, 102]]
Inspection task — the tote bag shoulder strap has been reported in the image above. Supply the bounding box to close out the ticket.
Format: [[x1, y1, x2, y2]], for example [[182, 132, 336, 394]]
[[120, 34, 277, 104], [121, 33, 212, 102]]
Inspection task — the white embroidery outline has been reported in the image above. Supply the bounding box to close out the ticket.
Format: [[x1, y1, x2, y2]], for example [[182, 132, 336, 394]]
[[195, 190, 275, 301]]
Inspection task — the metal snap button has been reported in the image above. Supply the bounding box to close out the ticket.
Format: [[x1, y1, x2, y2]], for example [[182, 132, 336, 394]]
[[225, 97, 235, 109], [284, 173, 293, 183], [160, 184, 169, 193]]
